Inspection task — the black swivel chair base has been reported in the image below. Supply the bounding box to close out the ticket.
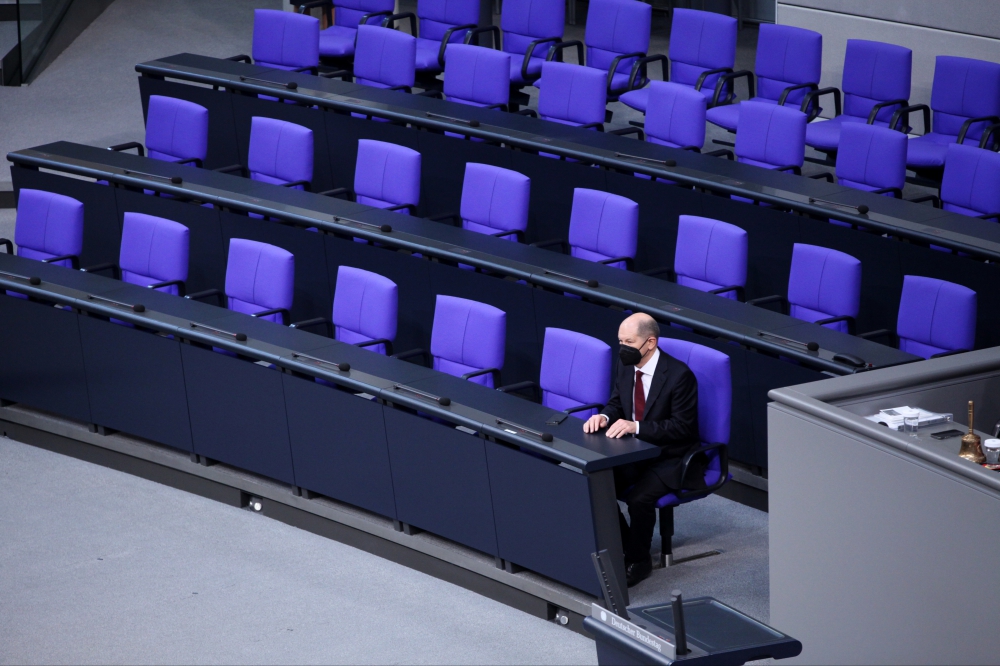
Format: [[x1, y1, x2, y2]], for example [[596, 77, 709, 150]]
[[658, 504, 723, 567]]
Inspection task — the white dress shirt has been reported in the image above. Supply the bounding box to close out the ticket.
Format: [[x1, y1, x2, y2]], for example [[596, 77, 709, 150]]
[[602, 347, 660, 435]]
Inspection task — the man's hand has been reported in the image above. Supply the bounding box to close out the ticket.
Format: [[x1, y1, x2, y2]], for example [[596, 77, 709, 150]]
[[583, 414, 606, 434], [606, 419, 638, 439]]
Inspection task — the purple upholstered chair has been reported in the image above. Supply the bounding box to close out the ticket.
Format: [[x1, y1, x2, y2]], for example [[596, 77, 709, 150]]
[[144, 96, 209, 167], [805, 40, 911, 157], [459, 163, 530, 241], [535, 61, 606, 129], [533, 189, 637, 270], [734, 102, 807, 174], [902, 56, 1000, 175], [354, 25, 416, 91], [654, 338, 731, 567], [620, 7, 735, 114], [860, 276, 976, 359], [429, 295, 506, 387], [644, 82, 706, 150], [119, 213, 190, 296], [333, 266, 398, 354], [835, 123, 907, 197], [496, 0, 564, 89], [705, 24, 821, 133], [224, 239, 295, 325], [353, 139, 421, 214], [672, 216, 747, 301], [9, 189, 84, 269], [303, 0, 395, 60], [443, 44, 510, 109], [247, 117, 314, 191], [252, 9, 320, 73], [383, 0, 479, 76], [927, 143, 1000, 220]]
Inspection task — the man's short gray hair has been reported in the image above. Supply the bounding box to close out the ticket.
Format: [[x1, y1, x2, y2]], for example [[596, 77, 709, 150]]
[[636, 316, 660, 341]]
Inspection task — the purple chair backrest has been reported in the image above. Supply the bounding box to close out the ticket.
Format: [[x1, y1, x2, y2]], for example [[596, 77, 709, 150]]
[[225, 238, 295, 323], [333, 265, 398, 354], [754, 24, 821, 107], [417, 0, 479, 42], [14, 189, 84, 267], [841, 40, 911, 123], [252, 9, 320, 70], [444, 44, 511, 107], [657, 338, 731, 480], [930, 56, 1000, 141], [247, 117, 314, 188], [673, 215, 746, 299], [354, 25, 416, 89], [940, 143, 1000, 217], [668, 8, 736, 97], [460, 163, 530, 240], [501, 0, 564, 57], [538, 62, 606, 126], [897, 275, 976, 358], [568, 188, 638, 269], [539, 328, 612, 418], [836, 123, 907, 192], [645, 81, 706, 148], [735, 102, 806, 169], [120, 213, 189, 295], [354, 139, 422, 212], [430, 294, 506, 387], [584, 0, 650, 80], [787, 244, 861, 333], [145, 96, 209, 164], [335, 0, 396, 29]]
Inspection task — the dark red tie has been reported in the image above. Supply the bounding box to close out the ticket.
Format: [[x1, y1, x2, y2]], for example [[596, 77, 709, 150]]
[[634, 369, 645, 422]]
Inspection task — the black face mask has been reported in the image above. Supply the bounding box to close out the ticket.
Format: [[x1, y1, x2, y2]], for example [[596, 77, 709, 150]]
[[619, 343, 644, 367]]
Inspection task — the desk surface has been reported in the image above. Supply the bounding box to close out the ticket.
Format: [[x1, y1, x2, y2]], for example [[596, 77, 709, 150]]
[[0, 251, 658, 471], [133, 53, 1000, 260], [8, 141, 920, 375]]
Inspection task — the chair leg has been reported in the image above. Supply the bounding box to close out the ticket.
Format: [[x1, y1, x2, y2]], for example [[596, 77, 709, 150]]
[[659, 505, 674, 567]]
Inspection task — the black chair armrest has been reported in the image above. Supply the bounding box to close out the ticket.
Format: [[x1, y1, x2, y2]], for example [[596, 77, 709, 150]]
[[462, 367, 501, 386], [429, 212, 461, 224], [610, 127, 644, 140], [564, 402, 604, 415], [980, 122, 1000, 150], [802, 87, 841, 118], [320, 69, 352, 80], [519, 37, 561, 83], [858, 328, 896, 346], [866, 99, 908, 125], [355, 338, 394, 355], [577, 121, 605, 131], [626, 54, 668, 92], [908, 194, 941, 208], [318, 187, 353, 200], [381, 11, 417, 35], [296, 0, 332, 10], [392, 348, 431, 365], [488, 228, 524, 241], [679, 442, 729, 496], [930, 348, 970, 359], [957, 115, 1000, 145], [774, 164, 802, 175], [289, 317, 333, 337], [226, 55, 252, 63], [146, 279, 187, 296], [707, 284, 745, 301], [384, 203, 416, 214], [712, 69, 753, 108], [530, 238, 569, 252], [280, 179, 312, 191], [251, 307, 291, 325], [546, 40, 584, 65], [185, 288, 224, 306], [417, 89, 444, 98], [889, 103, 930, 134], [747, 294, 787, 314], [496, 380, 540, 401], [359, 9, 392, 25], [977, 212, 1000, 222], [41, 254, 80, 269], [607, 51, 646, 96], [809, 171, 835, 182], [0, 238, 12, 254], [109, 141, 145, 157], [292, 65, 318, 74], [386, 85, 412, 93], [869, 186, 902, 198], [174, 157, 203, 168], [464, 25, 500, 48], [695, 66, 733, 92], [597, 256, 635, 270], [438, 24, 478, 68], [81, 261, 120, 279], [778, 82, 817, 107], [215, 163, 247, 176], [705, 148, 734, 160], [640, 266, 675, 279], [518, 108, 538, 118], [813, 314, 856, 335]]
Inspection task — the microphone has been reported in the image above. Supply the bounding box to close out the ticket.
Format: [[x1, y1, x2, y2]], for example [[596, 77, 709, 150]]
[[438, 396, 451, 406], [469, 119, 480, 128], [235, 333, 247, 342], [806, 341, 819, 352], [857, 204, 869, 215], [286, 81, 298, 90], [132, 304, 146, 313], [170, 176, 182, 185], [29, 276, 41, 285], [541, 433, 553, 443]]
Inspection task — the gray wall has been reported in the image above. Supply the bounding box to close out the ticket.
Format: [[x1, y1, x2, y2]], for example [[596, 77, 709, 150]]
[[777, 1, 1000, 121]]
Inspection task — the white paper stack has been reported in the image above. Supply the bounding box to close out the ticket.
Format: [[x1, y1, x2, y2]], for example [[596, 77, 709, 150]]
[[865, 406, 953, 431]]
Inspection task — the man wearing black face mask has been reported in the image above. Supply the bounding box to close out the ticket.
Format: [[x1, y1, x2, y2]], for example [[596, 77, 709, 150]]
[[583, 313, 701, 587]]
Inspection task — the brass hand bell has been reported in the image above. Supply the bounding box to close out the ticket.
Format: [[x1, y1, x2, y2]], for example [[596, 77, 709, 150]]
[[959, 400, 986, 464]]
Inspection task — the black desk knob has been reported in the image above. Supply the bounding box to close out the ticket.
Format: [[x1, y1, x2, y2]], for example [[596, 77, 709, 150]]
[[438, 397, 451, 406], [806, 341, 819, 352], [132, 304, 146, 313], [541, 433, 553, 443], [235, 333, 248, 342], [170, 176, 182, 185], [29, 276, 41, 285], [586, 279, 598, 288], [338, 362, 350, 372], [286, 81, 298, 90], [380, 224, 392, 233], [857, 204, 869, 215]]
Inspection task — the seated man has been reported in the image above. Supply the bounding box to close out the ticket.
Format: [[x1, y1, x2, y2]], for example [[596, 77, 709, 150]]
[[583, 313, 702, 587]]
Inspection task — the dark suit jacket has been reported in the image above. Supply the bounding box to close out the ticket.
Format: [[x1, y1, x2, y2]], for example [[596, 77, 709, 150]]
[[601, 352, 703, 490]]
